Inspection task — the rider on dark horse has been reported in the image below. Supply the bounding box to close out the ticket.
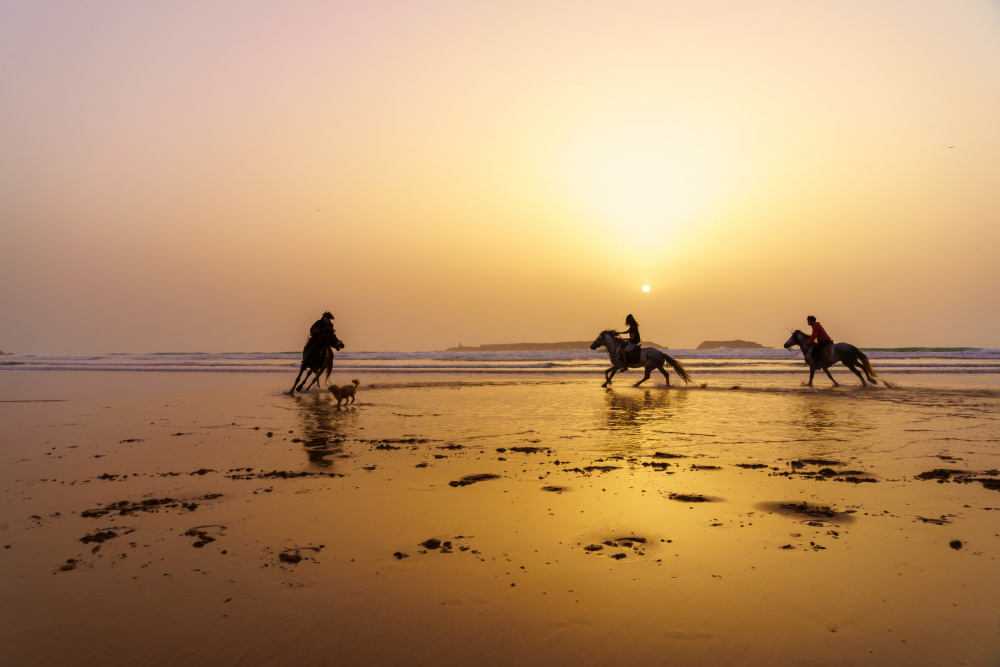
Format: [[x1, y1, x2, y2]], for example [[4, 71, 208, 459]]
[[305, 311, 339, 356], [310, 311, 335, 339], [290, 311, 343, 393], [619, 314, 641, 371], [805, 315, 832, 366]]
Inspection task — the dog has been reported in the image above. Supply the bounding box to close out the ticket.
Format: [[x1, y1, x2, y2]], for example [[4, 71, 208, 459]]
[[329, 379, 360, 406]]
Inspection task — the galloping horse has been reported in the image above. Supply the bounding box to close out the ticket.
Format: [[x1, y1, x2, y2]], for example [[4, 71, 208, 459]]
[[783, 330, 878, 387], [590, 330, 691, 388], [290, 328, 344, 394]]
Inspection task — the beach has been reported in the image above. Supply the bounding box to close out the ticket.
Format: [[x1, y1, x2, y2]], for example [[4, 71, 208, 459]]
[[2, 366, 1000, 666]]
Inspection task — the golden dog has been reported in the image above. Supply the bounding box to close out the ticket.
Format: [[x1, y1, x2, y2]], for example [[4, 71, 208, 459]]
[[329, 379, 360, 406]]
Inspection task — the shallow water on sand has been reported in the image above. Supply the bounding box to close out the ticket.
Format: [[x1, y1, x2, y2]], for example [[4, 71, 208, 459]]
[[2, 370, 999, 666]]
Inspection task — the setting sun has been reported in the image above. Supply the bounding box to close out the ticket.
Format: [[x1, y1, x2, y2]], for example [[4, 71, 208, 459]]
[[642, 285, 650, 292]]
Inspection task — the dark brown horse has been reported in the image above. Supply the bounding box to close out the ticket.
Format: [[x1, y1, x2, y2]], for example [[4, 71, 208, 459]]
[[290, 328, 344, 394]]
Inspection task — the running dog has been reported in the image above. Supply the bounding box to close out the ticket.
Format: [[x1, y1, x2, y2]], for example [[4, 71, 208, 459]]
[[329, 379, 360, 406]]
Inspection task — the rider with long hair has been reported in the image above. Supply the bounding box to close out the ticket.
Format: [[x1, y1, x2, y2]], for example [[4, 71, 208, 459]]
[[805, 315, 832, 365], [620, 314, 641, 371]]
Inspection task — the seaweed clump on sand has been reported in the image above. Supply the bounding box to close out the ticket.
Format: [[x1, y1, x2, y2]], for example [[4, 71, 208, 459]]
[[81, 498, 203, 518], [915, 468, 1000, 491], [667, 493, 714, 503], [449, 474, 500, 487], [758, 501, 857, 524]]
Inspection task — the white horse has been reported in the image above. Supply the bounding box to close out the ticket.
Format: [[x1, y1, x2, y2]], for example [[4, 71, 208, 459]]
[[590, 330, 692, 388], [783, 330, 878, 387]]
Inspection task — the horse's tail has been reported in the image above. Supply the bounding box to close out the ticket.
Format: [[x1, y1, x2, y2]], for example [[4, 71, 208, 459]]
[[664, 353, 692, 384], [322, 348, 334, 383], [858, 350, 879, 380]]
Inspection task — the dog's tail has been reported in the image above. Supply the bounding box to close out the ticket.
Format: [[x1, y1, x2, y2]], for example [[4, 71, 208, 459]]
[[352, 378, 360, 387]]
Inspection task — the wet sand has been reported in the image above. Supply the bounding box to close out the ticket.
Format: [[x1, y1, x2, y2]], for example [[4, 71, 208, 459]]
[[2, 369, 1000, 666]]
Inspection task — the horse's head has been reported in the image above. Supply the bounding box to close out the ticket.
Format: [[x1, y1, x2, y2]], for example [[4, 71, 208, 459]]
[[316, 327, 344, 350], [783, 330, 806, 349], [590, 330, 619, 351]]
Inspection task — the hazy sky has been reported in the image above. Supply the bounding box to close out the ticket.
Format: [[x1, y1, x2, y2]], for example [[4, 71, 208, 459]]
[[2, 0, 999, 353]]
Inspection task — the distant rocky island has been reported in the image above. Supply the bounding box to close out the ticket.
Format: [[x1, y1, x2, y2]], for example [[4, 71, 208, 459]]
[[446, 341, 665, 352], [696, 340, 767, 350]]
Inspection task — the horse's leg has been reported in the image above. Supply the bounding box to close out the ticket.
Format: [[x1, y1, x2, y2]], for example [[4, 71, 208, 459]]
[[302, 370, 322, 392], [822, 366, 839, 386], [603, 366, 617, 388], [290, 365, 307, 394], [844, 361, 867, 386], [633, 365, 653, 387], [807, 366, 816, 386], [657, 362, 671, 386], [296, 368, 315, 392]]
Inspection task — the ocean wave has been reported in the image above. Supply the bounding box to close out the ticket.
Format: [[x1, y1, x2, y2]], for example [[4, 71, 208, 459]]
[[1, 348, 997, 376]]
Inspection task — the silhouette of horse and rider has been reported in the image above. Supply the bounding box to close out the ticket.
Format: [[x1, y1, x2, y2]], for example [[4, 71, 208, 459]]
[[783, 315, 878, 387], [289, 311, 344, 394]]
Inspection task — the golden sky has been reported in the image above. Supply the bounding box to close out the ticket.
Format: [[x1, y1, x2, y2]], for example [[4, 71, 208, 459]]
[[2, 0, 999, 353]]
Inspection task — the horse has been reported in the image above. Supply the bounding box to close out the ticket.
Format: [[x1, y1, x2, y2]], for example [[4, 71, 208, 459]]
[[783, 330, 878, 387], [290, 328, 345, 394], [590, 330, 692, 388]]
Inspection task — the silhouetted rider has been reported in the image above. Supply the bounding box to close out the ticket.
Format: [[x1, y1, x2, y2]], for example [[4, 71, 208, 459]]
[[805, 315, 832, 365], [620, 314, 641, 371]]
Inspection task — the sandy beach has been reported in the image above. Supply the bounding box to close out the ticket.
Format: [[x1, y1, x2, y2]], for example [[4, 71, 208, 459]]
[[2, 368, 1000, 666]]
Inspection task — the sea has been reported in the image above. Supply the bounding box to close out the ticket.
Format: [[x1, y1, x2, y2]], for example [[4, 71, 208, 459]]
[[2, 347, 999, 383]]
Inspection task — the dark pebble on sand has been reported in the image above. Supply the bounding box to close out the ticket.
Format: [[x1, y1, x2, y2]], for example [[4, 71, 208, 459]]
[[950, 540, 963, 550], [420, 539, 442, 549]]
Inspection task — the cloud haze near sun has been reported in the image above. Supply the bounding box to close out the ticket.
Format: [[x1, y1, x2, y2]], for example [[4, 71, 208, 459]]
[[1, 0, 999, 353]]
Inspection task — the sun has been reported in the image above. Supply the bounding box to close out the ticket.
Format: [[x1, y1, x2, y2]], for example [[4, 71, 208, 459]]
[[642, 285, 650, 293]]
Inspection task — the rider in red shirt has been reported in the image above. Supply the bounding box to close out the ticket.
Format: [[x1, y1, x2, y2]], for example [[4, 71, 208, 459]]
[[805, 315, 832, 365]]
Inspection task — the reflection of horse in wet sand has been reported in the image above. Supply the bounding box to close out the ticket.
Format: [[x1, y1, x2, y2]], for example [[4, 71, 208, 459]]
[[783, 330, 878, 387], [290, 328, 344, 394], [291, 393, 351, 467], [590, 330, 691, 388]]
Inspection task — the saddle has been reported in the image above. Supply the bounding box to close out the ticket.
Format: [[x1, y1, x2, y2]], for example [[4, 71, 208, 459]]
[[810, 340, 833, 365]]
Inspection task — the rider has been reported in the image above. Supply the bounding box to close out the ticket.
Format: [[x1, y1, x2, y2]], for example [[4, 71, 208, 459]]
[[304, 311, 336, 355], [620, 314, 641, 371], [804, 315, 832, 365], [310, 311, 335, 338]]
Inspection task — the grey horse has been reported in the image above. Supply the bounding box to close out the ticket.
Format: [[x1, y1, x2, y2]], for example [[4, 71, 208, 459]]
[[783, 330, 878, 387], [590, 330, 691, 388]]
